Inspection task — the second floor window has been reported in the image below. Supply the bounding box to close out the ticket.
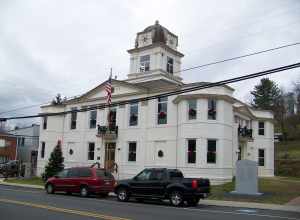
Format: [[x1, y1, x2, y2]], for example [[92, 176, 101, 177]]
[[128, 142, 137, 162], [140, 55, 150, 72], [167, 57, 174, 74], [258, 121, 265, 135], [89, 110, 97, 129], [187, 139, 196, 164], [43, 116, 47, 130], [88, 142, 95, 160], [129, 102, 138, 126], [157, 97, 168, 124], [41, 142, 45, 159], [188, 100, 197, 120], [258, 149, 265, 166], [208, 99, 217, 120], [70, 107, 77, 129]]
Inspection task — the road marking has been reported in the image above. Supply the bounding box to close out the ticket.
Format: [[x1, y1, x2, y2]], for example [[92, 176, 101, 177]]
[[0, 198, 131, 220], [237, 209, 257, 213], [0, 188, 41, 194]]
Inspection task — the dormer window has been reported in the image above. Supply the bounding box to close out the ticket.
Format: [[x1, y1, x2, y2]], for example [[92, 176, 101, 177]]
[[167, 57, 173, 74], [140, 55, 150, 72]]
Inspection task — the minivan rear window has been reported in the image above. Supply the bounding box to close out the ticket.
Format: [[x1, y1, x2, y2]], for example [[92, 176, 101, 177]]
[[96, 169, 113, 179]]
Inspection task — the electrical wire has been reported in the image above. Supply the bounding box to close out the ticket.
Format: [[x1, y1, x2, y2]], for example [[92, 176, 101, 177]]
[[1, 62, 300, 121]]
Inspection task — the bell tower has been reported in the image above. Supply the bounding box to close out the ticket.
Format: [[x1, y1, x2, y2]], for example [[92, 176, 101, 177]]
[[126, 21, 184, 88]]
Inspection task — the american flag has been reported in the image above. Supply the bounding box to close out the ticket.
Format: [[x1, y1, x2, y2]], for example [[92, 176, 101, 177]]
[[105, 72, 112, 105]]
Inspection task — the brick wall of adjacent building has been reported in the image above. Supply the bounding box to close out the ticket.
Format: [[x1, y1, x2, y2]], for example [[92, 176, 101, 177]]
[[0, 133, 17, 162]]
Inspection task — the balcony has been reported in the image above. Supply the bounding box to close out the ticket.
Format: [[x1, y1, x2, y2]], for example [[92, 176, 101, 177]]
[[96, 125, 118, 140], [238, 126, 253, 141]]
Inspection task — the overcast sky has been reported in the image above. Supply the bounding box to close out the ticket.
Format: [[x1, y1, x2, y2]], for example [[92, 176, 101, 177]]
[[0, 0, 300, 127]]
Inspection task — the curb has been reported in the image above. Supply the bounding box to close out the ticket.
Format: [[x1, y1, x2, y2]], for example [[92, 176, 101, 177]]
[[0, 181, 299, 213], [201, 200, 300, 213]]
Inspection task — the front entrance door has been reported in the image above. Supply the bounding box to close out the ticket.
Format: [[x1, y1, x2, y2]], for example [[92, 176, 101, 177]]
[[105, 142, 116, 172]]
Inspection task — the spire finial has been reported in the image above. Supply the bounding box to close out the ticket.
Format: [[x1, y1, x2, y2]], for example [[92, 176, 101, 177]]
[[155, 20, 159, 25]]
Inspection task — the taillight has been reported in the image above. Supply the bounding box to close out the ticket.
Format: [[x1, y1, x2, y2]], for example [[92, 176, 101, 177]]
[[192, 180, 198, 189]]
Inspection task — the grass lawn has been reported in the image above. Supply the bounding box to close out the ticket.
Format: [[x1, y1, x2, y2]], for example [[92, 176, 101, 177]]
[[4, 177, 44, 186], [275, 140, 300, 159], [208, 177, 300, 204]]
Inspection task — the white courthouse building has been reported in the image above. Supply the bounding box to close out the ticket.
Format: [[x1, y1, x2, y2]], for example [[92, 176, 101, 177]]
[[37, 21, 274, 184]]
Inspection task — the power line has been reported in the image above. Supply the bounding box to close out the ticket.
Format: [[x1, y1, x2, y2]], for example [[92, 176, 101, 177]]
[[178, 42, 300, 74], [1, 41, 299, 116], [1, 62, 300, 121]]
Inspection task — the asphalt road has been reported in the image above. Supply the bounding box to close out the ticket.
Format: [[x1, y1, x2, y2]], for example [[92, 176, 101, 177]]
[[0, 185, 299, 220]]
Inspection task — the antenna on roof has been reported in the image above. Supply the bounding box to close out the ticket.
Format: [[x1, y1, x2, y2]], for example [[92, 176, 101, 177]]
[[114, 75, 117, 80]]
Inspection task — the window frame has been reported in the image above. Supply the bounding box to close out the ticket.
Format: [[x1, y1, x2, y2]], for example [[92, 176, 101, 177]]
[[166, 56, 174, 74], [88, 142, 95, 161], [187, 139, 196, 164], [188, 99, 197, 120], [258, 148, 265, 166], [129, 102, 138, 127], [41, 142, 45, 159], [140, 55, 150, 72], [70, 107, 77, 130], [89, 110, 97, 129], [128, 142, 137, 162], [157, 97, 168, 125], [43, 116, 47, 130], [207, 139, 217, 164], [258, 121, 265, 136], [207, 99, 217, 120]]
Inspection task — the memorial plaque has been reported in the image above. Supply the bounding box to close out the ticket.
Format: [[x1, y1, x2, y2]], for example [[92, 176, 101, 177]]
[[231, 159, 262, 195]]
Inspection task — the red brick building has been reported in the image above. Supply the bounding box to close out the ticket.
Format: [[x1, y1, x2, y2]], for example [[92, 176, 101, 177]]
[[0, 133, 17, 163]]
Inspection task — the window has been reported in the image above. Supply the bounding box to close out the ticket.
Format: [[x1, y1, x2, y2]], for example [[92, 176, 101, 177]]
[[57, 169, 68, 178], [128, 142, 137, 162], [207, 140, 217, 164], [258, 149, 265, 166], [88, 142, 95, 160], [149, 170, 166, 181], [129, 102, 138, 126], [89, 110, 97, 129], [187, 139, 196, 164], [108, 108, 117, 127], [0, 139, 5, 148], [169, 170, 183, 180], [19, 137, 25, 147], [78, 168, 92, 177], [41, 142, 45, 159], [188, 100, 197, 120], [135, 169, 152, 181], [43, 116, 47, 130], [70, 107, 77, 129], [96, 169, 114, 179], [68, 168, 79, 178], [157, 97, 168, 124], [258, 121, 265, 135], [140, 55, 150, 72], [208, 99, 217, 120], [167, 57, 174, 74]]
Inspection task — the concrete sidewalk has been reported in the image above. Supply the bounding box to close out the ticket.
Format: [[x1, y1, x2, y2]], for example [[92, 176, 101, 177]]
[[0, 179, 299, 213]]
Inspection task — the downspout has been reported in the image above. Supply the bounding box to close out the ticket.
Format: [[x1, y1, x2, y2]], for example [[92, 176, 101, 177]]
[[175, 100, 179, 169]]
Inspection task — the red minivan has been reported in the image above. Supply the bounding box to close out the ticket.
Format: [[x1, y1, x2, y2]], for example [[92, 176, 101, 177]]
[[45, 167, 115, 197]]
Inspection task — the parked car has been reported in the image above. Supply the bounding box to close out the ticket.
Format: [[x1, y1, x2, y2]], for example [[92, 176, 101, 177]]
[[114, 168, 210, 207], [45, 167, 115, 197], [0, 160, 19, 177]]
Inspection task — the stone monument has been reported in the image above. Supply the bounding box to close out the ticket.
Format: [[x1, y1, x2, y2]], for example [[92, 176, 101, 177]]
[[231, 159, 262, 195]]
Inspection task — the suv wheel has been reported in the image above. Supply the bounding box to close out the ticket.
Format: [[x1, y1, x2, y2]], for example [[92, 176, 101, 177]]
[[117, 188, 129, 202], [80, 186, 89, 197], [46, 184, 54, 194], [170, 191, 183, 207]]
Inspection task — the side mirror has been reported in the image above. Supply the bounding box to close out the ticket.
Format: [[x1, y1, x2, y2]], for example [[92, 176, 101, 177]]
[[133, 176, 138, 181]]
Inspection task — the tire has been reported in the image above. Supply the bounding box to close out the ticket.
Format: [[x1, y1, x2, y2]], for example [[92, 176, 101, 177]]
[[46, 184, 54, 194], [117, 187, 129, 202], [187, 197, 200, 206], [169, 190, 183, 207], [80, 186, 89, 197]]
